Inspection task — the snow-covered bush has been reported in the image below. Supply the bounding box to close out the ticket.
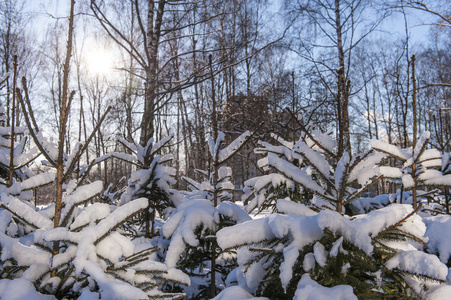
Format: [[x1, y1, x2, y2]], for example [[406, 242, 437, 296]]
[[245, 129, 386, 215], [0, 180, 189, 299], [216, 201, 448, 299]]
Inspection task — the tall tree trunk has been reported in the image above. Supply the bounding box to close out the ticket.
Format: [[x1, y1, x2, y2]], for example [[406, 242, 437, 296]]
[[54, 0, 75, 258], [334, 0, 350, 157], [140, 0, 166, 146]]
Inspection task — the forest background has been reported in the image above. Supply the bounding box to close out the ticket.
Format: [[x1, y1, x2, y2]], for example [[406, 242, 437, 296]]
[[1, 0, 449, 198], [1, 0, 451, 299]]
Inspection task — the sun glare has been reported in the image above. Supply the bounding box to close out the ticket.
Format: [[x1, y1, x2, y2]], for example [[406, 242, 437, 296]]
[[86, 48, 114, 77]]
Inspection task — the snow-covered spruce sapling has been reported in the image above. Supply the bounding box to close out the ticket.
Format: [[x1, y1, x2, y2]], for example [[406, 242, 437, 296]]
[[216, 201, 448, 299], [97, 134, 183, 238], [371, 131, 451, 210], [161, 131, 252, 298], [0, 180, 189, 299], [247, 128, 386, 215], [242, 131, 317, 214], [5, 87, 189, 299]]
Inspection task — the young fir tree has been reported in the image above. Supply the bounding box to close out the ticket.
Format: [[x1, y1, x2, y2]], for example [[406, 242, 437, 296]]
[[215, 129, 450, 299], [216, 199, 448, 299], [160, 131, 253, 299], [245, 127, 387, 215], [97, 134, 184, 238], [0, 1, 190, 296], [371, 131, 451, 211]]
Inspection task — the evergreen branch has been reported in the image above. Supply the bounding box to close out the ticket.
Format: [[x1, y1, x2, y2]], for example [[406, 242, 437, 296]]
[[76, 159, 96, 188], [371, 146, 407, 162], [154, 275, 190, 287], [33, 242, 53, 254], [123, 246, 159, 262], [13, 152, 41, 171], [383, 203, 422, 232], [286, 108, 336, 158], [218, 129, 257, 165], [94, 208, 145, 245], [417, 156, 441, 166], [116, 137, 138, 155], [398, 269, 446, 284], [293, 149, 336, 193], [113, 257, 149, 270], [60, 192, 101, 228], [16, 86, 56, 167], [249, 248, 276, 254], [108, 153, 141, 167], [0, 204, 39, 230], [348, 149, 374, 176], [135, 269, 167, 275], [55, 265, 75, 295], [136, 281, 162, 290], [390, 228, 426, 245], [413, 137, 430, 164], [344, 175, 384, 205]]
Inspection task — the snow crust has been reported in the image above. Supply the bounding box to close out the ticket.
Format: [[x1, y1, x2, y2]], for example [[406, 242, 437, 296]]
[[424, 215, 451, 264], [386, 250, 449, 280], [293, 274, 357, 300], [0, 278, 56, 300], [318, 204, 424, 254], [213, 286, 269, 300]]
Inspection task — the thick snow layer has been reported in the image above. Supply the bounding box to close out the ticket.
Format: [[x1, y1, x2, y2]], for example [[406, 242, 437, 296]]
[[280, 247, 300, 290], [0, 194, 53, 230], [0, 278, 56, 300], [311, 130, 337, 152], [70, 203, 111, 230], [267, 153, 325, 194], [379, 166, 402, 178], [313, 242, 328, 267], [293, 274, 357, 300], [213, 286, 269, 300], [0, 232, 50, 266], [347, 151, 385, 184], [370, 139, 410, 161], [217, 201, 252, 224], [297, 141, 331, 178], [317, 204, 423, 254], [424, 174, 451, 186], [21, 173, 55, 191], [276, 199, 317, 216], [83, 261, 148, 300], [217, 218, 274, 250], [386, 250, 449, 280], [426, 285, 451, 300], [217, 213, 322, 252], [162, 199, 216, 268], [424, 215, 451, 264], [218, 131, 251, 163], [62, 181, 103, 206]]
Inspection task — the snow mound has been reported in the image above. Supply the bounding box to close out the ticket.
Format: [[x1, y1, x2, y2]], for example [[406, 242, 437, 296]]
[[294, 274, 357, 300]]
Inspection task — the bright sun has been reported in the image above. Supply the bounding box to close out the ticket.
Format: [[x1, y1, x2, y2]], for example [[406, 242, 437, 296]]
[[86, 47, 114, 77]]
